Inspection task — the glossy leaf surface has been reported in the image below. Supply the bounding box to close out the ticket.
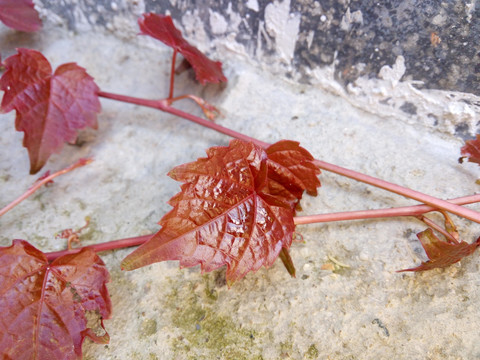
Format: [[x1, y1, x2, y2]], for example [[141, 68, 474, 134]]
[[122, 139, 320, 284], [399, 229, 480, 272], [138, 13, 227, 85], [0, 48, 100, 173], [264, 140, 321, 211], [0, 240, 111, 360], [0, 0, 41, 32]]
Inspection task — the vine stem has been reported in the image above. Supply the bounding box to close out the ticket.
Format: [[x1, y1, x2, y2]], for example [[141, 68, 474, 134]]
[[293, 194, 480, 225], [311, 159, 480, 224], [45, 194, 480, 262], [97, 91, 268, 147], [0, 158, 92, 218], [416, 215, 458, 244], [97, 90, 480, 224], [45, 234, 152, 262]]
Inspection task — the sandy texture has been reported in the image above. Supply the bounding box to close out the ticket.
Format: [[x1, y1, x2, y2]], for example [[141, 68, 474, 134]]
[[1, 24, 480, 360]]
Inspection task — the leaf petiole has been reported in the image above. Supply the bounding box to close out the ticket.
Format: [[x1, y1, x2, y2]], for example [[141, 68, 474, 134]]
[[168, 49, 177, 99], [415, 215, 459, 244], [167, 94, 220, 121]]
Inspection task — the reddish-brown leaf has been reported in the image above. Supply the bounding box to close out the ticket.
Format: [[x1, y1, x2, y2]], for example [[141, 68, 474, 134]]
[[138, 13, 227, 85], [0, 48, 101, 174], [398, 228, 480, 272], [122, 139, 320, 284], [460, 134, 480, 165], [0, 239, 111, 360], [0, 0, 42, 32], [264, 140, 321, 211]]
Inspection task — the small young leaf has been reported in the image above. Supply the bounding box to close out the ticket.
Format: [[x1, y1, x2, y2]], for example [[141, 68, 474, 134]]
[[138, 13, 227, 85], [0, 239, 111, 360], [122, 139, 320, 284], [398, 229, 480, 272], [459, 134, 480, 165], [0, 0, 42, 32], [0, 48, 101, 174]]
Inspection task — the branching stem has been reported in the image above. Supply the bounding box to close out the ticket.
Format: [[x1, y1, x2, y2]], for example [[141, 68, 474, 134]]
[[98, 91, 269, 146], [293, 194, 480, 225], [312, 159, 480, 225], [46, 234, 152, 262], [97, 90, 480, 224], [45, 194, 480, 262], [416, 215, 459, 244]]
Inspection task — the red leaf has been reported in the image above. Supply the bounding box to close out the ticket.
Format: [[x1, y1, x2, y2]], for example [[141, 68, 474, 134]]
[[0, 240, 111, 360], [398, 229, 480, 272], [460, 134, 480, 165], [0, 48, 101, 174], [0, 0, 42, 32], [122, 139, 320, 284], [265, 140, 321, 211], [138, 13, 227, 85]]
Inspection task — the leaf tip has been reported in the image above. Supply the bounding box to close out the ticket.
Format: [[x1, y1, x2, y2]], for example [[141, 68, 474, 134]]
[[29, 160, 45, 175], [120, 258, 133, 271], [279, 248, 296, 278]]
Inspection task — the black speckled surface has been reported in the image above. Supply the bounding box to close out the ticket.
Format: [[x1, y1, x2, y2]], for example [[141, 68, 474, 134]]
[[40, 0, 479, 96], [292, 0, 479, 95]]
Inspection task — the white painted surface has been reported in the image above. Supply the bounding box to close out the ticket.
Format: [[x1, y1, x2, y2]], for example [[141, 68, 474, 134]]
[[264, 0, 301, 64]]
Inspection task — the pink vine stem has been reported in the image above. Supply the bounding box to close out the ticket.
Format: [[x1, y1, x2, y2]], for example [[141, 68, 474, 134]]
[[293, 194, 480, 225], [0, 158, 93, 218], [97, 90, 480, 224], [45, 194, 480, 262], [416, 215, 458, 244], [46, 234, 152, 262]]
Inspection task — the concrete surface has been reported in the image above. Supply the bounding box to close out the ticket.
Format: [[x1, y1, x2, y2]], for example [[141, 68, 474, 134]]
[[1, 3, 480, 359]]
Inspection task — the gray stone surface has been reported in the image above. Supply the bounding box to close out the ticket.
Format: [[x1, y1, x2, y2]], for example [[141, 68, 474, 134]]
[[37, 0, 480, 96]]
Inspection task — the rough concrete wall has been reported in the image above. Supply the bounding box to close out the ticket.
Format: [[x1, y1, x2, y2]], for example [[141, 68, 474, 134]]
[[39, 0, 480, 96], [1, 2, 480, 359], [2, 30, 480, 359], [35, 0, 480, 139]]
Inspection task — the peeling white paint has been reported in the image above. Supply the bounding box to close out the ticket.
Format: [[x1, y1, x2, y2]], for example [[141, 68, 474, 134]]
[[246, 0, 260, 12], [264, 0, 301, 64], [378, 56, 406, 87], [340, 7, 363, 32], [213, 33, 249, 58], [307, 55, 480, 136], [31, 1, 479, 138], [466, 0, 475, 23], [305, 63, 346, 95], [445, 101, 476, 125], [209, 10, 228, 35], [181, 10, 209, 52], [306, 30, 315, 49], [225, 3, 243, 33], [432, 13, 447, 26]]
